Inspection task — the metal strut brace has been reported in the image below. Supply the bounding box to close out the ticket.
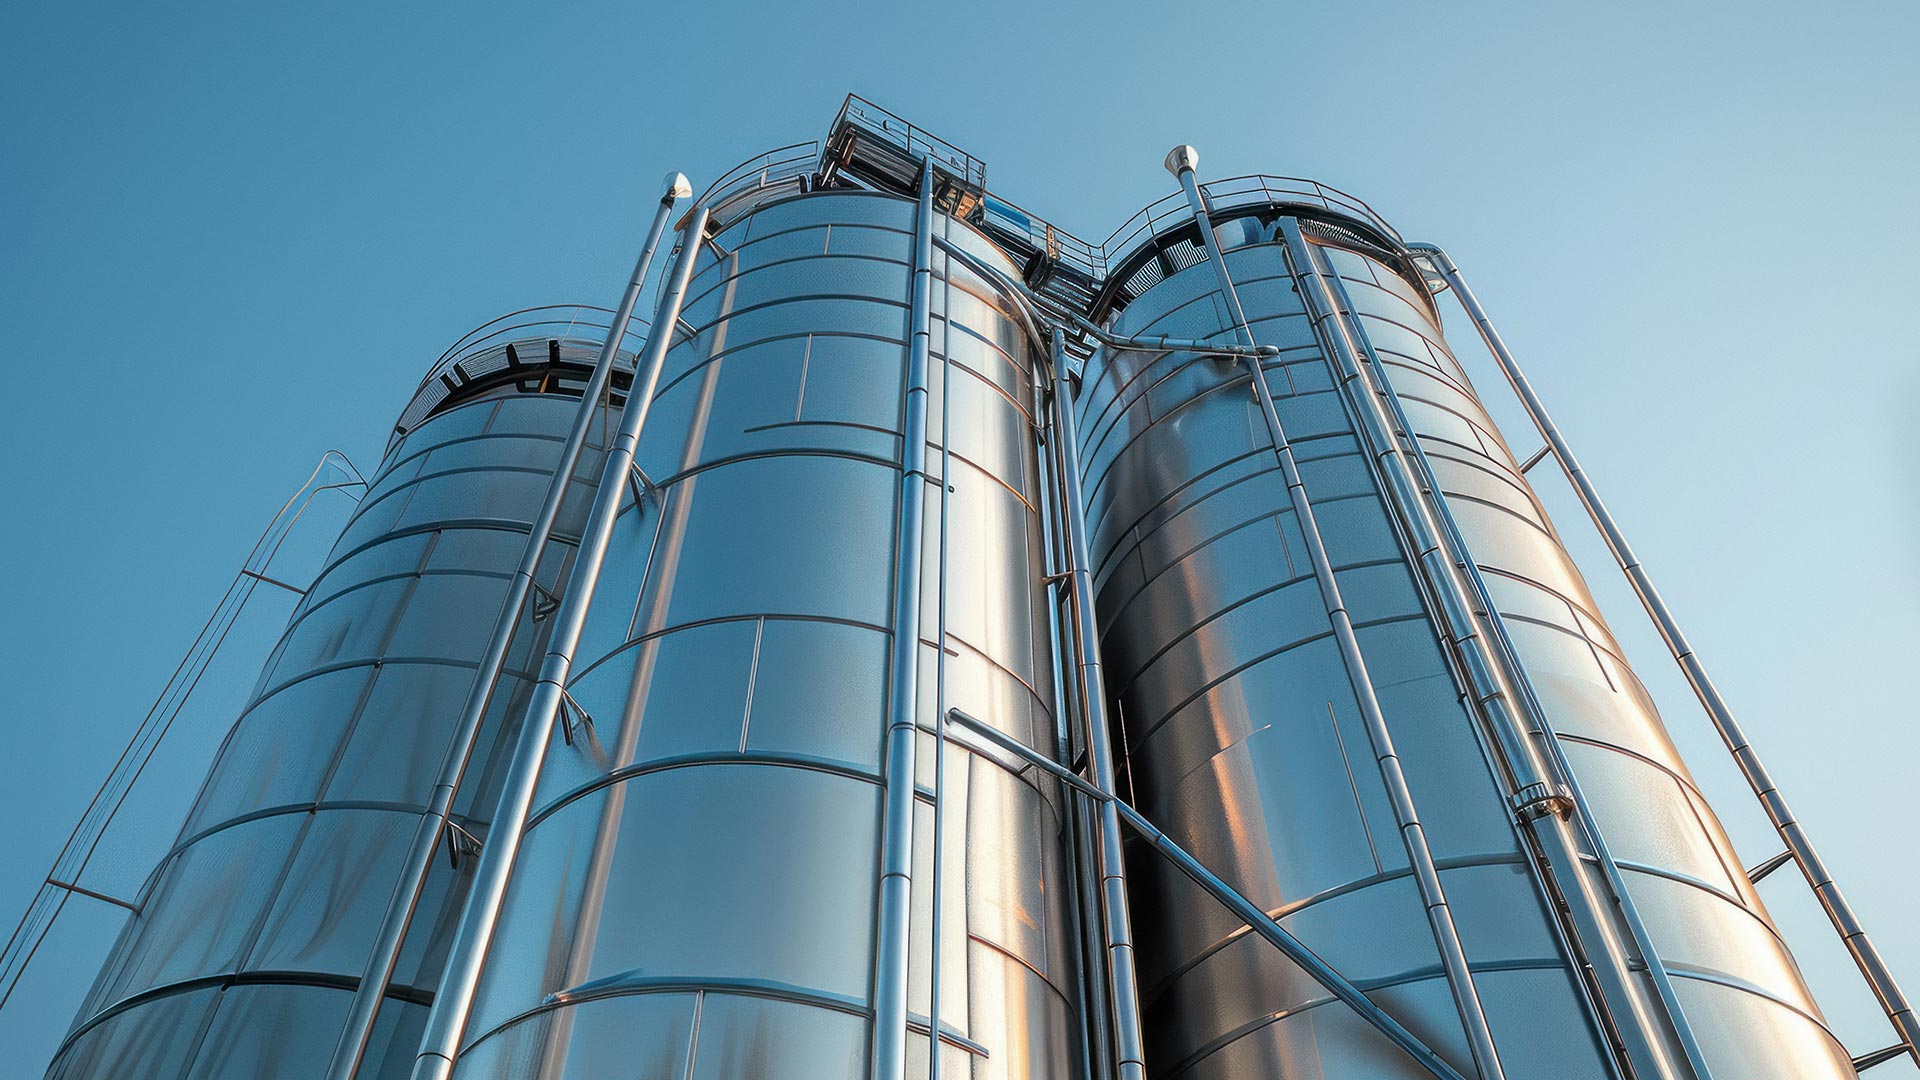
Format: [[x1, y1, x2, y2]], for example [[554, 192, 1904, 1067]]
[[948, 709, 1471, 1080], [1164, 147, 1504, 1080], [1410, 241, 1920, 1070], [405, 204, 710, 1080]]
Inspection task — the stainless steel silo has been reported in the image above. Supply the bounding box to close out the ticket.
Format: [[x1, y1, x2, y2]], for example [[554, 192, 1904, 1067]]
[[25, 95, 1911, 1080], [418, 173, 1086, 1080], [42, 317, 644, 1080], [1072, 165, 1857, 1079]]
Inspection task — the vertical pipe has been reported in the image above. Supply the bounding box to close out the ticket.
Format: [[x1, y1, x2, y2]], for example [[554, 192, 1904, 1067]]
[[872, 159, 936, 1080], [325, 174, 689, 1080], [1047, 327, 1150, 1080], [1166, 148, 1505, 1080], [1412, 242, 1920, 1067], [407, 205, 710, 1080], [927, 210, 955, 1080], [1040, 365, 1116, 1080], [1275, 218, 1701, 1080]]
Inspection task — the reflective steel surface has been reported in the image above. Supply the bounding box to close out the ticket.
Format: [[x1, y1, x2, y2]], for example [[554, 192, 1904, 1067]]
[[447, 189, 1083, 1080], [1075, 208, 1854, 1078], [46, 374, 607, 1079], [38, 95, 1894, 1080]]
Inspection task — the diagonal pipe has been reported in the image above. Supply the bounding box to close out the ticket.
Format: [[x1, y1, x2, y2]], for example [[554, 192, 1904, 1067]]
[[406, 203, 710, 1080], [1411, 241, 1920, 1069], [1164, 145, 1505, 1080], [324, 172, 690, 1080], [947, 708, 1470, 1080]]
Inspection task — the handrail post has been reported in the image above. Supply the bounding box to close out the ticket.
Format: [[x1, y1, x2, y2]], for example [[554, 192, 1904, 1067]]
[[1165, 145, 1505, 1080], [324, 173, 690, 1080], [406, 203, 710, 1080], [1412, 241, 1920, 1068]]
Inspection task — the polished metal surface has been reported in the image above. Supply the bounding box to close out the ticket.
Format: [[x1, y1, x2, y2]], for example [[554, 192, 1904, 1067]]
[[1075, 183, 1857, 1077], [1047, 328, 1148, 1080], [949, 709, 1471, 1080], [326, 174, 691, 1080], [409, 207, 711, 1080], [437, 186, 1083, 1080], [1170, 157, 1506, 1080], [37, 95, 1903, 1080], [1413, 241, 1920, 1071], [45, 360, 619, 1079]]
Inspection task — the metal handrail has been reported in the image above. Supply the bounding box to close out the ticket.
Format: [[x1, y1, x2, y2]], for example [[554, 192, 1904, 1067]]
[[0, 450, 365, 1014], [1101, 173, 1403, 274], [832, 95, 986, 189], [389, 304, 651, 448], [698, 141, 822, 231]]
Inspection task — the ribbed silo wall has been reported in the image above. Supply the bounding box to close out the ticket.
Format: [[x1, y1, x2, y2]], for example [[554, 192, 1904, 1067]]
[[446, 188, 1084, 1080], [46, 369, 611, 1078], [1074, 210, 1851, 1079]]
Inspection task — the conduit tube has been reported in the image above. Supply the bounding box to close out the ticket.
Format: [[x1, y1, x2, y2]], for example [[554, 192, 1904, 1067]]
[[872, 160, 936, 1080], [406, 205, 710, 1080], [325, 173, 690, 1080], [1165, 147, 1505, 1080], [1046, 327, 1149, 1080], [1411, 242, 1920, 1068]]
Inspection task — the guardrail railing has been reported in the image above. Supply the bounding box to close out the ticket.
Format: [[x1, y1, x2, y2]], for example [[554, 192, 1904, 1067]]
[[391, 304, 650, 448], [1101, 174, 1403, 274]]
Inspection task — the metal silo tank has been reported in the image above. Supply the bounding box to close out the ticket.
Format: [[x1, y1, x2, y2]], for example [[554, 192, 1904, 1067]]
[[443, 183, 1084, 1080], [43, 321, 637, 1080], [1075, 183, 1853, 1078]]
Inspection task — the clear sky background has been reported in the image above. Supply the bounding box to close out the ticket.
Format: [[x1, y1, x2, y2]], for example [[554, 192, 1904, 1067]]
[[3, 0, 1917, 1075]]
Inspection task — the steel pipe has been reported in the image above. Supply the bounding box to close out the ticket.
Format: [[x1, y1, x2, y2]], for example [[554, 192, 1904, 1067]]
[[1410, 241, 1920, 1068], [324, 172, 690, 1080], [1046, 326, 1149, 1080], [406, 204, 710, 1080], [1167, 149, 1505, 1080], [1280, 220, 1707, 1080], [872, 160, 937, 1080], [947, 709, 1471, 1080]]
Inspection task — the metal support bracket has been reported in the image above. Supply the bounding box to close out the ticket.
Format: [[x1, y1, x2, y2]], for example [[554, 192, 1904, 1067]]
[[1854, 1044, 1909, 1071], [1745, 850, 1796, 884], [529, 581, 560, 622], [443, 822, 482, 870], [1511, 781, 1576, 821], [1519, 445, 1554, 474], [627, 461, 660, 508], [45, 877, 140, 915], [557, 689, 596, 747]]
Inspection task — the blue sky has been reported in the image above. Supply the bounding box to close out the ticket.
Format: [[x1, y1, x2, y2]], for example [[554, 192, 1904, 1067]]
[[3, 0, 1917, 1072]]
